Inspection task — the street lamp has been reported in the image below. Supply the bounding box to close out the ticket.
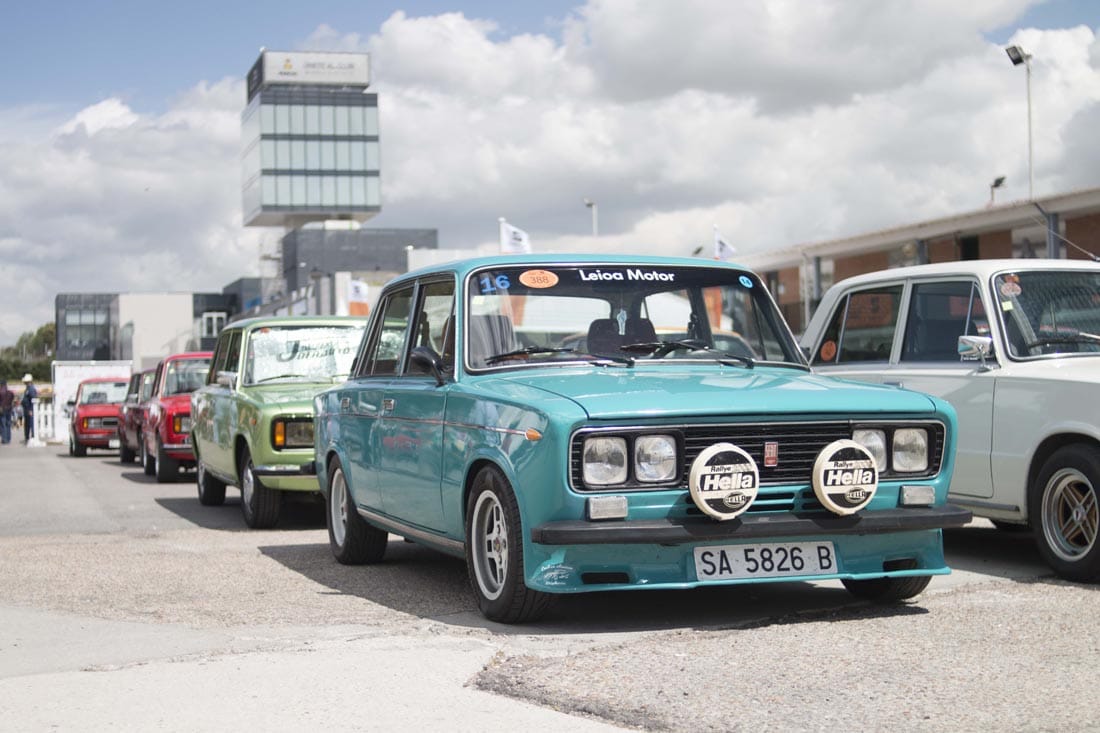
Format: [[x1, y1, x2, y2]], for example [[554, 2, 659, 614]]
[[1005, 44, 1033, 199], [583, 198, 598, 236], [989, 175, 1006, 205]]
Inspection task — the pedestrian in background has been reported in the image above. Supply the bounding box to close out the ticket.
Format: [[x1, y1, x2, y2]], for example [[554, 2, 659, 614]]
[[0, 379, 14, 444], [20, 373, 37, 444]]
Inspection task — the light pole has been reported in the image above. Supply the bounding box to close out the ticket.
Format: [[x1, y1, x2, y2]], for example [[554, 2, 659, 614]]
[[583, 198, 598, 236], [1005, 44, 1033, 199], [989, 175, 1005, 205]]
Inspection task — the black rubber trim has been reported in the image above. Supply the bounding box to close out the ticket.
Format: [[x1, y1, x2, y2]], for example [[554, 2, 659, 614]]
[[530, 505, 973, 545]]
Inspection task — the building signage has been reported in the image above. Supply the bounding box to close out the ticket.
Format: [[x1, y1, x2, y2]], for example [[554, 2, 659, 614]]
[[262, 51, 370, 88]]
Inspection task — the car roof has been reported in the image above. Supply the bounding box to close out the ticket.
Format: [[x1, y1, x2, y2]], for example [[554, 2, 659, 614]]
[[830, 258, 1100, 291], [390, 253, 756, 289], [79, 376, 128, 383], [223, 315, 367, 331]]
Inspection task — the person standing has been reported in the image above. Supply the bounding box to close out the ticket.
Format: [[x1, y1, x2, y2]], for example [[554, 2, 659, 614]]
[[20, 373, 37, 444], [0, 379, 14, 444]]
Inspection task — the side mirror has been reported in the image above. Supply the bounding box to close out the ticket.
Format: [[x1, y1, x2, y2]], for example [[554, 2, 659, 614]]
[[409, 345, 446, 386], [66, 399, 75, 408], [958, 335, 994, 369], [216, 371, 237, 387]]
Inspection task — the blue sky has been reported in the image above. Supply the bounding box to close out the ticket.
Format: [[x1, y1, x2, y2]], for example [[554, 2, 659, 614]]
[[4, 0, 1094, 112], [0, 1, 1098, 345]]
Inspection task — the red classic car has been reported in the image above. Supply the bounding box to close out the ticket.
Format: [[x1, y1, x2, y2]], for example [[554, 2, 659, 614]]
[[141, 352, 212, 482], [68, 377, 130, 456], [118, 368, 154, 464]]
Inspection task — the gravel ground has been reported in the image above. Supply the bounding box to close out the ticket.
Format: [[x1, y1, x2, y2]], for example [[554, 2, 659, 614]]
[[475, 579, 1100, 732]]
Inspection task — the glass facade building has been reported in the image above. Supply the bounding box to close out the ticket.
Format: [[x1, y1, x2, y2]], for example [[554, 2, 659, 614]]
[[241, 52, 380, 227]]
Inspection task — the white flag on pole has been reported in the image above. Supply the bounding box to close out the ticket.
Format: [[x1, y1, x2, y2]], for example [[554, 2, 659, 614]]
[[499, 217, 532, 254], [714, 225, 735, 261]]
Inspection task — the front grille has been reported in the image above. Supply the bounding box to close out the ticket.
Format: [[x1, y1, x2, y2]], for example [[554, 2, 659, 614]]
[[87, 417, 119, 429], [570, 420, 945, 500]]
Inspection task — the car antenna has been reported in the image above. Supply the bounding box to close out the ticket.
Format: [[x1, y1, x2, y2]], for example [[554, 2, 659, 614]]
[[1032, 202, 1100, 262]]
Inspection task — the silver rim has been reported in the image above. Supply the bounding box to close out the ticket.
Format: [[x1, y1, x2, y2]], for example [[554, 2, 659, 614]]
[[242, 460, 255, 508], [197, 460, 208, 493], [471, 489, 507, 601], [330, 467, 348, 547], [1042, 467, 1099, 562]]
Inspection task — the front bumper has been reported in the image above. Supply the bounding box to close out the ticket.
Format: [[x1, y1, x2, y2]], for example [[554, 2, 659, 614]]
[[532, 505, 972, 545]]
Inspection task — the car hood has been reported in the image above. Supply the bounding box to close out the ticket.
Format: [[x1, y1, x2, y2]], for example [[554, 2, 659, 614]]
[[157, 394, 194, 413], [240, 381, 333, 409], [75, 403, 123, 419], [493, 365, 940, 420]]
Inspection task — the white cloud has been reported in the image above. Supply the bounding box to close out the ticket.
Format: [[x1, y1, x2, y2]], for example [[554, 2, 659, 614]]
[[2, 0, 1099, 347]]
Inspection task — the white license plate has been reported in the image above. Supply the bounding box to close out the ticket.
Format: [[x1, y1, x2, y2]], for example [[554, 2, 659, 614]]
[[109, 439, 120, 449], [694, 541, 837, 581]]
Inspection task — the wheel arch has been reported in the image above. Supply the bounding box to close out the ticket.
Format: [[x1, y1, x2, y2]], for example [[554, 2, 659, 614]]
[[1028, 433, 1100, 514]]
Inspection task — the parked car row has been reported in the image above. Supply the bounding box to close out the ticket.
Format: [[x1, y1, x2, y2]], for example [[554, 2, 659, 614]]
[[63, 254, 1099, 624]]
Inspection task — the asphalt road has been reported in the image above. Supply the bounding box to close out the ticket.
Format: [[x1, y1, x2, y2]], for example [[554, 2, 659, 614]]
[[1, 443, 1097, 732]]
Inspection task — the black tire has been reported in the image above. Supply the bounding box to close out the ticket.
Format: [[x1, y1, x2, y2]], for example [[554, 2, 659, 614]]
[[464, 465, 551, 623], [196, 455, 227, 506], [991, 519, 1030, 533], [70, 434, 87, 457], [119, 438, 135, 464], [142, 438, 155, 476], [841, 575, 932, 601], [239, 447, 281, 529], [1030, 444, 1100, 582], [155, 439, 179, 483], [326, 458, 387, 564]]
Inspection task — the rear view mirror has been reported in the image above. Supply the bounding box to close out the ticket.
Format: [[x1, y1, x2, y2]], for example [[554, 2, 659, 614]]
[[958, 335, 994, 369]]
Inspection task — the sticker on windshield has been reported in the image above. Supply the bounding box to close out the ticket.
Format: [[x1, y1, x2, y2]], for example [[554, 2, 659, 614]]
[[518, 269, 559, 289], [1000, 281, 1022, 297], [739, 275, 753, 288], [819, 340, 837, 362], [578, 269, 676, 282]]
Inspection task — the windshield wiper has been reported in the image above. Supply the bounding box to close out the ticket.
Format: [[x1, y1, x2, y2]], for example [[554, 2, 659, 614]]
[[486, 346, 633, 367], [620, 340, 755, 369], [252, 373, 313, 383]]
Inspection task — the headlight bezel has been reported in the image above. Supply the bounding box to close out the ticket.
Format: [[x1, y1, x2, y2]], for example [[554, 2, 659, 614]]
[[271, 416, 314, 450], [851, 423, 934, 476], [577, 430, 684, 490]]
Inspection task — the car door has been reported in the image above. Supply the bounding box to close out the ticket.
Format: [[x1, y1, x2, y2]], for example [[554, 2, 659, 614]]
[[202, 329, 242, 480], [376, 277, 455, 531], [885, 279, 996, 499], [338, 285, 414, 514]]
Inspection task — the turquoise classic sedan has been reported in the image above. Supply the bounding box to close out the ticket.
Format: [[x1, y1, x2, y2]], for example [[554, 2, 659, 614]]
[[313, 255, 971, 623], [190, 315, 366, 528]]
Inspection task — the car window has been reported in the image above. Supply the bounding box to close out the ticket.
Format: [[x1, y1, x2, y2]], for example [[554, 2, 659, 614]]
[[361, 286, 414, 376], [224, 332, 242, 375], [813, 286, 902, 364], [463, 265, 802, 369], [242, 324, 364, 384], [406, 279, 455, 375], [901, 281, 988, 362], [164, 359, 212, 395], [995, 270, 1100, 358], [80, 381, 128, 404], [208, 331, 231, 383], [140, 371, 155, 401]]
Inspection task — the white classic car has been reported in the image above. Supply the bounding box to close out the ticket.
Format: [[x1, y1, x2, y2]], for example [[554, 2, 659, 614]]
[[801, 259, 1100, 581]]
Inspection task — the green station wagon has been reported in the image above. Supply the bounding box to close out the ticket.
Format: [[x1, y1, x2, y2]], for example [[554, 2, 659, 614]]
[[191, 315, 366, 528], [314, 254, 971, 623]]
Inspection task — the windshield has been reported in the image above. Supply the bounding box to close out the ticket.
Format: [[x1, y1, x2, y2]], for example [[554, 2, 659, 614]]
[[995, 270, 1100, 359], [79, 381, 129, 405], [244, 325, 364, 384], [464, 264, 802, 369], [165, 359, 211, 395]]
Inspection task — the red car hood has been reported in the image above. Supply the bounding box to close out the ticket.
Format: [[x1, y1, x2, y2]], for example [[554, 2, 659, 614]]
[[75, 403, 123, 419], [157, 394, 193, 414]]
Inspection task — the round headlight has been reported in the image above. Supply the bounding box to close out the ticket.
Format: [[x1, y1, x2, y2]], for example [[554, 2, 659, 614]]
[[583, 436, 628, 486], [634, 435, 677, 482], [852, 429, 887, 471], [893, 428, 929, 472]]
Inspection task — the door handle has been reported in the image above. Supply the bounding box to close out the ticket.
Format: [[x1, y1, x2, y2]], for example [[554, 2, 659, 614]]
[[382, 398, 395, 414], [884, 380, 904, 388]]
